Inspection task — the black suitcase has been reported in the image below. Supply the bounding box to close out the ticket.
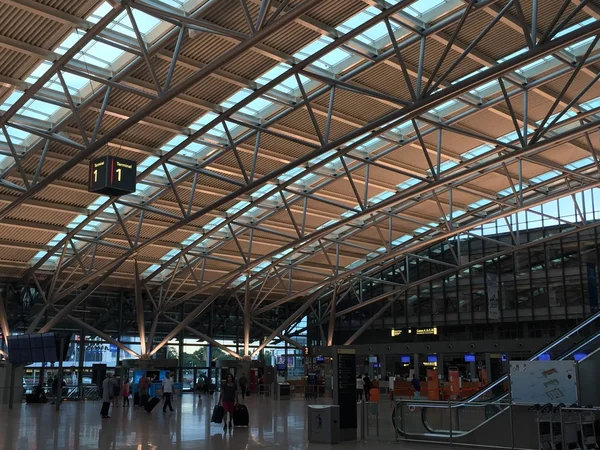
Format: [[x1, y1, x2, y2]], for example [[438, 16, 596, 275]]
[[233, 404, 249, 426], [211, 405, 225, 424], [144, 397, 161, 413], [133, 392, 140, 406]]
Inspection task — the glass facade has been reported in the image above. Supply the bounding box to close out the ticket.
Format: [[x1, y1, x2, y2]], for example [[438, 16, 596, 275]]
[[312, 188, 600, 345]]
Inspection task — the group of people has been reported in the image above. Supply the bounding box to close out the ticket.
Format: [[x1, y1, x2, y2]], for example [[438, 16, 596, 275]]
[[356, 374, 373, 401], [100, 371, 175, 419], [356, 372, 421, 400]]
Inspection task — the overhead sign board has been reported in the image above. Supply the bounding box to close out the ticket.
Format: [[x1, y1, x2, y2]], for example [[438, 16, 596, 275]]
[[89, 156, 137, 197], [392, 327, 438, 336]]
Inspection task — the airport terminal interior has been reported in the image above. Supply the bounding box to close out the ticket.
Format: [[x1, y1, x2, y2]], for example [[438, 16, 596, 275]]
[[1, 0, 600, 448]]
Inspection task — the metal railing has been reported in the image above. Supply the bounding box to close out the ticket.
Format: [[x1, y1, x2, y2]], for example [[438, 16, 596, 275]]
[[391, 399, 600, 450]]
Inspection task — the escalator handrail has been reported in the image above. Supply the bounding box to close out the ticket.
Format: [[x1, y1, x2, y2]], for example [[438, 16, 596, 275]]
[[417, 323, 600, 435], [466, 308, 600, 403]]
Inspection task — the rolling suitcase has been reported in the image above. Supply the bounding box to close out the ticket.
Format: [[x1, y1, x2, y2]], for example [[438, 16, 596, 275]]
[[211, 405, 225, 424], [133, 392, 140, 406], [233, 404, 249, 426], [144, 397, 161, 413]]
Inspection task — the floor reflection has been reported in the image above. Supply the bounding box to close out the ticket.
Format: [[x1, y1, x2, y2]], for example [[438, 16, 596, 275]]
[[0, 392, 397, 450]]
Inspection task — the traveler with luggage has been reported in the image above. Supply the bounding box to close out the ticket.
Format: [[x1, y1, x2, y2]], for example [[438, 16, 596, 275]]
[[138, 373, 150, 408], [218, 374, 239, 431], [100, 373, 114, 419], [162, 372, 175, 413], [122, 378, 130, 406], [238, 373, 248, 400]]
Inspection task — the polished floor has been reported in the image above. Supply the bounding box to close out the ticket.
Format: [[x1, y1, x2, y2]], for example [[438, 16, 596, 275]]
[[0, 393, 400, 449]]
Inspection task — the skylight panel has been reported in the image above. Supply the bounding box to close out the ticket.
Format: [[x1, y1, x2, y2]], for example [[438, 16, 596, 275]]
[[469, 198, 492, 209], [17, 99, 64, 122], [1, 126, 30, 146], [369, 190, 394, 205], [317, 219, 339, 230], [251, 184, 276, 200], [0, 92, 22, 111], [581, 96, 600, 111], [530, 170, 561, 184], [462, 144, 493, 159], [68, 215, 102, 233], [554, 18, 595, 39], [404, 0, 447, 17], [565, 156, 593, 170], [498, 47, 528, 63], [162, 135, 209, 159], [453, 67, 487, 84], [498, 182, 527, 198], [227, 201, 250, 215], [112, 9, 162, 39], [397, 178, 419, 190], [255, 63, 310, 94], [278, 166, 304, 182], [239, 97, 274, 117], [392, 235, 410, 246], [294, 36, 352, 71], [427, 160, 457, 176]]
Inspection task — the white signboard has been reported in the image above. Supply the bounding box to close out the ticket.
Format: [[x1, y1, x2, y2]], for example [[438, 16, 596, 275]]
[[487, 273, 500, 320], [510, 360, 578, 405]]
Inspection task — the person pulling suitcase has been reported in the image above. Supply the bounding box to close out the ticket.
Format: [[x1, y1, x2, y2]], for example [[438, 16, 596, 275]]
[[218, 374, 239, 431]]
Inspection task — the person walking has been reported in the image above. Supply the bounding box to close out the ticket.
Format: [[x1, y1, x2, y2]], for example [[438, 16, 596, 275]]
[[162, 372, 175, 413], [218, 374, 239, 431], [363, 374, 372, 402], [122, 378, 130, 407], [100, 373, 114, 419], [411, 373, 421, 400], [238, 372, 248, 400], [138, 373, 150, 408], [356, 374, 364, 402]]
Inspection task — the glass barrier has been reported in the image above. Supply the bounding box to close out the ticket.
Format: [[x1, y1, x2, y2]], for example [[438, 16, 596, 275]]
[[394, 399, 541, 449], [464, 310, 600, 405]]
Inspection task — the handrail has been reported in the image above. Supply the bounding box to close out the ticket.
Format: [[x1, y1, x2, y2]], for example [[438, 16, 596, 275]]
[[415, 317, 600, 436], [466, 308, 600, 403]]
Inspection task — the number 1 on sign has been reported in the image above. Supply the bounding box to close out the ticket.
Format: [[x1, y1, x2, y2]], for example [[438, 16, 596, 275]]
[[93, 169, 97, 182], [116, 168, 121, 181]]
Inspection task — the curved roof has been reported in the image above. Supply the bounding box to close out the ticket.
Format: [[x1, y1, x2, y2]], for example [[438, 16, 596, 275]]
[[0, 0, 599, 343]]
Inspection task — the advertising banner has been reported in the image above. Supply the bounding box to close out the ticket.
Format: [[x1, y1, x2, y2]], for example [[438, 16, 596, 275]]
[[487, 273, 500, 320]]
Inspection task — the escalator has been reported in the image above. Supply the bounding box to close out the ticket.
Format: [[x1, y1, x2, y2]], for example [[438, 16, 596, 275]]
[[395, 309, 600, 445]]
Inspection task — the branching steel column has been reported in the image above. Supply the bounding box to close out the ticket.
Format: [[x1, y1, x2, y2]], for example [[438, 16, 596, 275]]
[[327, 284, 338, 346], [0, 293, 10, 345], [134, 261, 147, 356], [244, 275, 251, 357], [163, 314, 242, 359], [251, 285, 328, 357], [65, 312, 140, 358]]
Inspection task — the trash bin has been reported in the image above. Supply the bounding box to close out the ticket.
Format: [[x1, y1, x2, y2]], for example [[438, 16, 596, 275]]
[[308, 405, 340, 444]]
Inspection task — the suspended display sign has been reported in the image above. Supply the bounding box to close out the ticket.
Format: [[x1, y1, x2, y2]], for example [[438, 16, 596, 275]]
[[89, 156, 137, 196]]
